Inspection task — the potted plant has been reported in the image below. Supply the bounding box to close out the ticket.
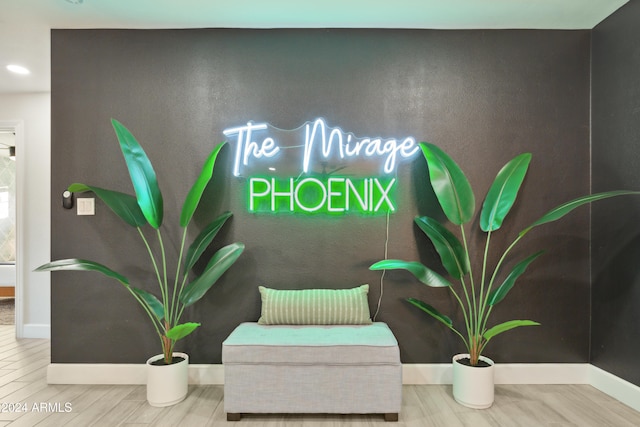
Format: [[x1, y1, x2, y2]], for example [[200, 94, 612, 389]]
[[37, 119, 244, 407], [370, 143, 637, 409]]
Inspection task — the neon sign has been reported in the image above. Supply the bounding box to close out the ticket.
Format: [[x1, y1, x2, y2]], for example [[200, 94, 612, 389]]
[[224, 118, 419, 177], [249, 177, 396, 214], [222, 118, 419, 215]]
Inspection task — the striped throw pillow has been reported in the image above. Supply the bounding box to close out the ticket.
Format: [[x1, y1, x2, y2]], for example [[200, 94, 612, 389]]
[[257, 285, 372, 325]]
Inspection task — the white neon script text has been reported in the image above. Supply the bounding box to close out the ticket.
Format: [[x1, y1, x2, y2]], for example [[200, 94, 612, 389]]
[[223, 118, 419, 176], [223, 122, 280, 177], [303, 118, 418, 174]]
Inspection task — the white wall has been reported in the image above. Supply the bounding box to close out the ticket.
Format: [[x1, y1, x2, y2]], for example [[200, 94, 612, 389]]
[[0, 93, 50, 338]]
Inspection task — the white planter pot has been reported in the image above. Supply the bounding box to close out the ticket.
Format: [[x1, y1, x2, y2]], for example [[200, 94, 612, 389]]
[[146, 352, 189, 407], [452, 353, 495, 409]]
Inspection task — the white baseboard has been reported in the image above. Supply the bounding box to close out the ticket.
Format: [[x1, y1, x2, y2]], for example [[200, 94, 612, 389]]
[[48, 363, 225, 385], [402, 363, 590, 385], [589, 365, 640, 412], [47, 362, 640, 412], [496, 363, 589, 384], [48, 362, 589, 386], [22, 323, 50, 339], [402, 363, 451, 384], [48, 363, 146, 385]]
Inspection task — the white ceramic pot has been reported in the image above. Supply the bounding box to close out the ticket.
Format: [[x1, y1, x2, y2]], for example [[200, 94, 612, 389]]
[[146, 352, 189, 407], [452, 353, 495, 409]]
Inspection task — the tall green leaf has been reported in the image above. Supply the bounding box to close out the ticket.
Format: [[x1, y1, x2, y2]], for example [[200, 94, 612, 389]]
[[183, 212, 233, 273], [480, 153, 531, 232], [68, 183, 147, 227], [111, 119, 163, 229], [180, 142, 227, 227], [415, 216, 469, 279], [180, 242, 245, 307], [419, 142, 475, 225], [488, 251, 544, 306], [130, 287, 164, 320], [166, 322, 201, 340], [34, 259, 129, 285], [483, 320, 540, 342], [520, 190, 640, 237], [406, 298, 454, 328], [370, 260, 452, 288]]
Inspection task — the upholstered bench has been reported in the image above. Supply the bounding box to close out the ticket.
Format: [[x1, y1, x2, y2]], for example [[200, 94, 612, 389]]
[[222, 321, 402, 421]]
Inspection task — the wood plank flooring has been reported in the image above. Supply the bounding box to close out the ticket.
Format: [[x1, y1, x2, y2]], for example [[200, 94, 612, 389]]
[[1, 325, 639, 426]]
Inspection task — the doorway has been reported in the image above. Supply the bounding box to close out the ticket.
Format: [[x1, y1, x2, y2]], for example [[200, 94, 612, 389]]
[[0, 129, 15, 326], [0, 124, 20, 332]]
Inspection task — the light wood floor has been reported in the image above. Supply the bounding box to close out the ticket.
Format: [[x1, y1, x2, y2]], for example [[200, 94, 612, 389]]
[[1, 325, 639, 426]]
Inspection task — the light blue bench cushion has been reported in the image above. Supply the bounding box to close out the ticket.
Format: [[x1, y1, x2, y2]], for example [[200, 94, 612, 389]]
[[222, 322, 400, 366]]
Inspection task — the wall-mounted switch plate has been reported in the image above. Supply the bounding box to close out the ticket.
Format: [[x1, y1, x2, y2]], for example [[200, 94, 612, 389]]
[[77, 198, 95, 215]]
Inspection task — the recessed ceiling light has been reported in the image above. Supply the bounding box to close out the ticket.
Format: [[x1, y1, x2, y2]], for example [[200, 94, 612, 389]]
[[6, 65, 30, 75], [65, 0, 84, 4]]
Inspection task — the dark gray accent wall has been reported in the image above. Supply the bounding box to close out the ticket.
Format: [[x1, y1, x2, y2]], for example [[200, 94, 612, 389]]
[[51, 29, 591, 364], [592, 1, 640, 386]]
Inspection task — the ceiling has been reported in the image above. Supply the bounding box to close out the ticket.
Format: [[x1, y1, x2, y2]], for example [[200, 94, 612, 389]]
[[0, 0, 628, 94]]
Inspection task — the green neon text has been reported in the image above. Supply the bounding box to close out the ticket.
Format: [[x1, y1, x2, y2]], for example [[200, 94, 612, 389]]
[[248, 177, 396, 215]]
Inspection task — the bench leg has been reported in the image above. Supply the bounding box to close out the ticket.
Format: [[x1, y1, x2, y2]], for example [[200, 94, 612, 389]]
[[227, 413, 241, 421], [384, 413, 399, 422]]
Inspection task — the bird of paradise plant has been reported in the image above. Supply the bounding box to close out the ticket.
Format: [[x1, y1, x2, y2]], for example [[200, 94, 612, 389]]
[[371, 143, 637, 366], [36, 119, 244, 365]]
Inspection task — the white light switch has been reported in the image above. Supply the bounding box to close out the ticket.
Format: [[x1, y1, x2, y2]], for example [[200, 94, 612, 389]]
[[77, 198, 95, 215]]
